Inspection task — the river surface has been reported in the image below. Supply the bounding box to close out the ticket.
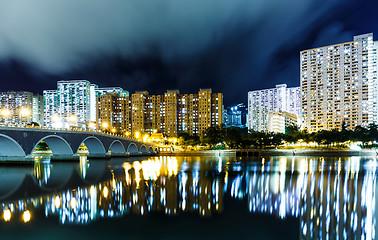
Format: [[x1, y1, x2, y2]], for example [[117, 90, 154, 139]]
[[0, 155, 376, 239]]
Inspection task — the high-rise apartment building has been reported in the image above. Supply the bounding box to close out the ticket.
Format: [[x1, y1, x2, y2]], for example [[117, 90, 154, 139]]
[[129, 89, 223, 137], [0, 91, 43, 126], [248, 84, 300, 132], [301, 33, 378, 132], [44, 80, 129, 129], [164, 90, 179, 137], [97, 93, 130, 133]]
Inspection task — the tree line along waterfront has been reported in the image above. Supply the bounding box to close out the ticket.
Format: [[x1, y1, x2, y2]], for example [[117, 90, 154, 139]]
[[178, 124, 378, 150]]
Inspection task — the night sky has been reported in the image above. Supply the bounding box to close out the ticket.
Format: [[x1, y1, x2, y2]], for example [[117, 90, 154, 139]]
[[0, 0, 377, 106]]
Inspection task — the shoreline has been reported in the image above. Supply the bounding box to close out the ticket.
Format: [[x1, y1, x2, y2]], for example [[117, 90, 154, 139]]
[[162, 149, 378, 157]]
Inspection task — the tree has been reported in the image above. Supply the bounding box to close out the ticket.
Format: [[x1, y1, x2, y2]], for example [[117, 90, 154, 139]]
[[202, 126, 225, 148], [225, 127, 243, 149]]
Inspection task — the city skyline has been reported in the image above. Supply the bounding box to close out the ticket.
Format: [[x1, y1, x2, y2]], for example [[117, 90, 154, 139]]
[[0, 1, 377, 106]]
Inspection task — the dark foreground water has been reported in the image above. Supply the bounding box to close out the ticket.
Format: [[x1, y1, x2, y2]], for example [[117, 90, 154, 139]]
[[0, 155, 376, 239]]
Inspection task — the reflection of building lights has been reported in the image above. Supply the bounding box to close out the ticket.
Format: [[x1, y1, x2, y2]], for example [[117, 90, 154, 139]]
[[54, 196, 61, 209], [70, 198, 77, 209], [90, 186, 96, 196], [3, 209, 11, 221], [103, 186, 109, 198], [23, 210, 31, 223]]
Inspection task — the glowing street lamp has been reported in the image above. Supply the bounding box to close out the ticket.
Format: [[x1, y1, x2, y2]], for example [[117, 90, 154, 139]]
[[0, 108, 11, 126], [1, 109, 11, 117], [52, 115, 62, 129], [20, 107, 30, 117], [102, 122, 109, 129], [20, 107, 31, 126], [111, 128, 116, 133], [68, 115, 77, 123], [135, 131, 140, 139], [143, 134, 148, 142], [88, 122, 96, 130]]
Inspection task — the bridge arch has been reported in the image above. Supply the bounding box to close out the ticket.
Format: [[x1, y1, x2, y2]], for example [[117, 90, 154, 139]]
[[140, 145, 148, 153], [109, 140, 126, 154], [148, 146, 154, 153], [0, 134, 25, 157], [127, 142, 138, 153], [32, 135, 73, 156], [78, 136, 106, 154]]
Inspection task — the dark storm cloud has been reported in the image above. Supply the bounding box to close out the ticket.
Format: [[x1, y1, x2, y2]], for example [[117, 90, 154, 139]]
[[0, 0, 374, 105]]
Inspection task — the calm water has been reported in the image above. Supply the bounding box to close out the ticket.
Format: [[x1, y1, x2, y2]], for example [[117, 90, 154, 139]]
[[0, 155, 376, 239]]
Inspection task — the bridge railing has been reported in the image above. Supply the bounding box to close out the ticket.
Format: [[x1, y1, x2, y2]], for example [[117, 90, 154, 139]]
[[0, 125, 141, 142]]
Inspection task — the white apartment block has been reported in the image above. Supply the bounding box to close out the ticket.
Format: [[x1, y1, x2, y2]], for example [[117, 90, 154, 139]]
[[43, 80, 128, 129], [301, 33, 378, 132], [0, 91, 43, 126], [248, 84, 300, 132]]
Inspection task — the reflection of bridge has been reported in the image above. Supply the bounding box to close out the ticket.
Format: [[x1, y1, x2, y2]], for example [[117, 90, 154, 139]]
[[0, 127, 158, 162]]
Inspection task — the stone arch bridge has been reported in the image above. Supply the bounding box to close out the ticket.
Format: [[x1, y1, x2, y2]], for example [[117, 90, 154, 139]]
[[0, 126, 158, 162]]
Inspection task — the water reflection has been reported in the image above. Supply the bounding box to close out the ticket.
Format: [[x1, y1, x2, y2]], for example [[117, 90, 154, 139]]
[[0, 156, 377, 239]]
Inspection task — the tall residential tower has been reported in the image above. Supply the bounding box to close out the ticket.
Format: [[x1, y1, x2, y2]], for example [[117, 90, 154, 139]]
[[300, 33, 378, 132]]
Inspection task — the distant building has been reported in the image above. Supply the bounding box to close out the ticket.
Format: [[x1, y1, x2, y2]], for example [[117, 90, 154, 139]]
[[129, 89, 223, 137], [301, 33, 378, 132], [43, 80, 128, 129], [248, 84, 300, 132], [0, 91, 43, 126], [223, 103, 247, 128]]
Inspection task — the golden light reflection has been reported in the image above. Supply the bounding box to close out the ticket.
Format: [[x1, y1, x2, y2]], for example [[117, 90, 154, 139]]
[[90, 186, 96, 196], [23, 210, 31, 223], [103, 186, 109, 198], [3, 209, 11, 222], [54, 196, 61, 209], [70, 198, 77, 209]]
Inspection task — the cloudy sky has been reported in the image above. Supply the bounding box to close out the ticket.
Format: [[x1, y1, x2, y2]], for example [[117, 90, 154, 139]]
[[0, 0, 377, 106]]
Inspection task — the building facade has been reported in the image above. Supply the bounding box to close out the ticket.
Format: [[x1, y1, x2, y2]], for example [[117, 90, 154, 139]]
[[0, 91, 43, 126], [248, 84, 300, 132], [301, 33, 378, 132], [43, 80, 129, 129], [97, 93, 130, 133], [129, 89, 223, 137]]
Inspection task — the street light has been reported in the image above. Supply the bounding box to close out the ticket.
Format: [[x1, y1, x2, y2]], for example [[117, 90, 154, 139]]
[[135, 131, 140, 139], [20, 107, 31, 126], [1, 108, 11, 126]]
